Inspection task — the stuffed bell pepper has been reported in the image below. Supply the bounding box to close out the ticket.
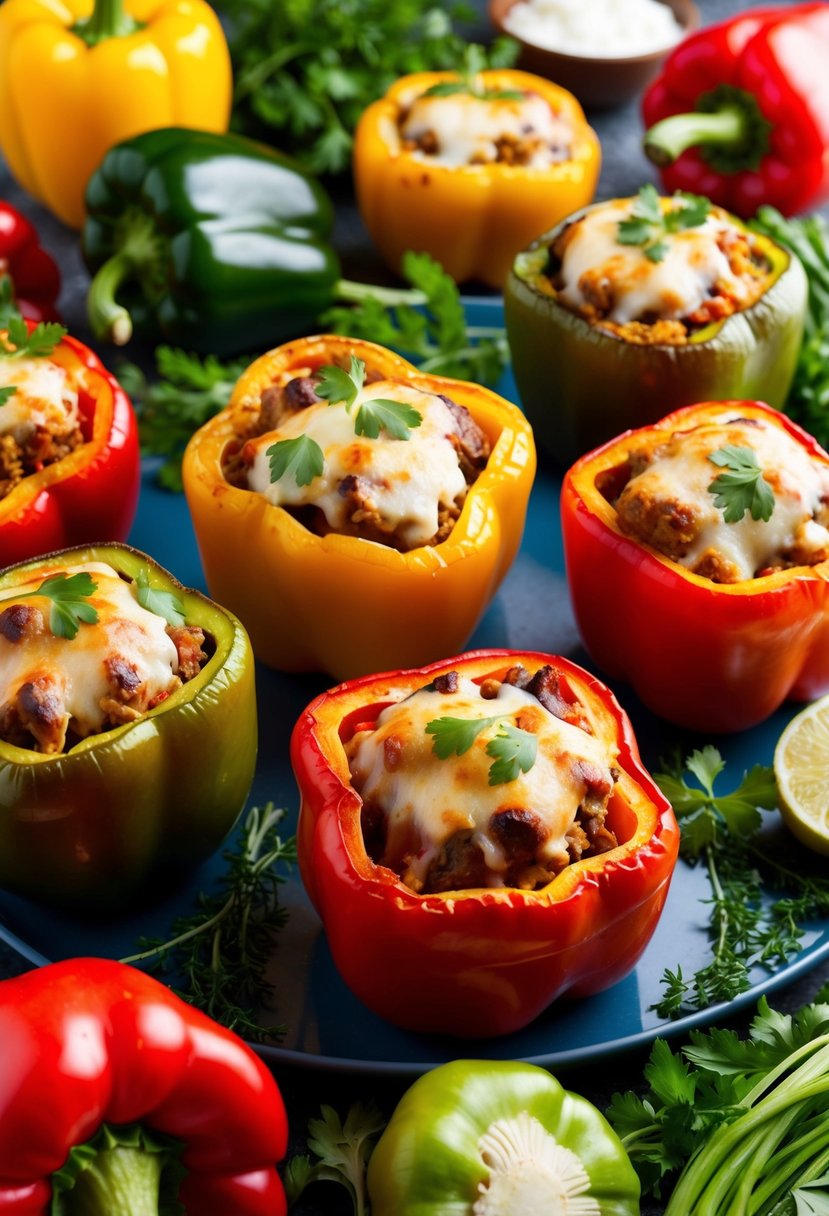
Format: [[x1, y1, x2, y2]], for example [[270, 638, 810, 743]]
[[505, 187, 807, 466], [354, 61, 600, 288], [0, 958, 288, 1215], [0, 318, 140, 566], [562, 400, 829, 732], [292, 649, 679, 1038], [0, 544, 256, 905], [368, 1060, 639, 1216], [182, 336, 535, 680]]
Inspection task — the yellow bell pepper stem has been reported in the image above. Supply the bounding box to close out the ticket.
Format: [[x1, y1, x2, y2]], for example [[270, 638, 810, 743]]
[[73, 0, 143, 44]]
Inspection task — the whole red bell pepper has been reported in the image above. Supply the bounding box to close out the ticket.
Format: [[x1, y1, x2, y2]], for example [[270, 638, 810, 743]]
[[291, 649, 678, 1039], [0, 322, 140, 564], [642, 3, 829, 217], [0, 958, 288, 1215], [561, 400, 829, 733], [0, 201, 60, 321]]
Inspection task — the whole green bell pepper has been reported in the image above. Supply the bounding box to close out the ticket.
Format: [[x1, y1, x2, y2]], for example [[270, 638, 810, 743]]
[[0, 543, 257, 908], [82, 127, 341, 357], [504, 201, 808, 468], [367, 1060, 640, 1216]]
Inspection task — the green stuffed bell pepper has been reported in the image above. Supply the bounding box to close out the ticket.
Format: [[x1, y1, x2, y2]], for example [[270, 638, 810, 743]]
[[367, 1060, 640, 1216], [504, 190, 808, 467], [0, 543, 256, 907], [83, 127, 341, 357]]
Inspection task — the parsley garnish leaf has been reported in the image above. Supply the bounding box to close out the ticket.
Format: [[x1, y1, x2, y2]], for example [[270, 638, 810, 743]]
[[426, 714, 502, 758], [284, 1102, 385, 1214], [22, 571, 99, 640], [708, 445, 775, 523], [267, 435, 325, 487], [135, 566, 186, 628], [315, 357, 364, 410], [617, 186, 711, 263], [486, 722, 538, 785], [421, 44, 523, 102], [354, 397, 422, 440], [0, 386, 16, 407], [0, 316, 66, 359]]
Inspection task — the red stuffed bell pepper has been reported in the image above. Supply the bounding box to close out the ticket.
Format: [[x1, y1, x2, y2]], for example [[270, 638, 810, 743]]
[[0, 321, 139, 565], [0, 201, 60, 322], [0, 958, 288, 1215], [642, 3, 829, 217], [562, 400, 829, 733], [292, 649, 678, 1038]]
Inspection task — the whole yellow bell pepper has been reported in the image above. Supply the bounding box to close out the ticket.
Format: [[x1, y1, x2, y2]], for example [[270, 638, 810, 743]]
[[354, 68, 600, 289], [0, 0, 232, 229], [182, 335, 536, 679]]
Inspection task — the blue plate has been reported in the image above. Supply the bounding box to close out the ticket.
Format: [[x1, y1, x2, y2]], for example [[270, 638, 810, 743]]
[[1, 299, 827, 1076]]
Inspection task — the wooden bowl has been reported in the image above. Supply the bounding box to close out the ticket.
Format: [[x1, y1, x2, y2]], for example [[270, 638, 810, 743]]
[[489, 0, 699, 110]]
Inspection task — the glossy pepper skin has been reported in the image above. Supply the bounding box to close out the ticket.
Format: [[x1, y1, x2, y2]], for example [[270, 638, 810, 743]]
[[0, 203, 60, 322], [354, 69, 600, 289], [183, 336, 535, 680], [83, 127, 340, 357], [291, 649, 679, 1038], [0, 0, 231, 231], [562, 401, 829, 733], [368, 1060, 639, 1216], [0, 958, 287, 1214], [0, 324, 140, 566], [0, 544, 257, 907], [642, 4, 829, 217], [504, 203, 807, 467]]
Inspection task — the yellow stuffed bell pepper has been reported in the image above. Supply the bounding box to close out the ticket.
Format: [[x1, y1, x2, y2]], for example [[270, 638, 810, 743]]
[[182, 335, 536, 679], [354, 68, 600, 289], [0, 0, 231, 229]]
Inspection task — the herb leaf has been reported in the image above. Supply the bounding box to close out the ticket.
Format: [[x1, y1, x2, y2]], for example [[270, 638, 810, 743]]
[[315, 357, 364, 410], [267, 435, 325, 487], [22, 572, 99, 640], [426, 714, 502, 758], [284, 1102, 385, 1215], [0, 316, 67, 359], [353, 397, 422, 440], [422, 43, 524, 102], [0, 386, 16, 407], [617, 186, 711, 263], [708, 445, 775, 523], [486, 722, 538, 785], [135, 566, 186, 628]]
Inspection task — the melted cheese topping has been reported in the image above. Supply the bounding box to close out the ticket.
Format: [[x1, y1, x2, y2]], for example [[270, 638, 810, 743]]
[[348, 676, 617, 888], [0, 562, 179, 743], [619, 417, 829, 580], [246, 381, 469, 549], [557, 201, 759, 323], [400, 91, 572, 167], [0, 358, 79, 443]]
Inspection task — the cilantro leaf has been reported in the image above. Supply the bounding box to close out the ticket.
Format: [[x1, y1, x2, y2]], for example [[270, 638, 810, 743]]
[[285, 1102, 385, 1213], [617, 186, 710, 263], [22, 572, 99, 640], [486, 722, 538, 785], [135, 566, 186, 628], [426, 714, 502, 759], [664, 192, 711, 232], [0, 386, 16, 407], [315, 357, 364, 410], [644, 1038, 697, 1107], [353, 397, 422, 440], [267, 435, 324, 487], [708, 445, 776, 523], [0, 316, 67, 360]]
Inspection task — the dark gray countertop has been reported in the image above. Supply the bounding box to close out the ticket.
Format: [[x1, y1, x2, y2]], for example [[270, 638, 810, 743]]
[[2, 0, 829, 1210]]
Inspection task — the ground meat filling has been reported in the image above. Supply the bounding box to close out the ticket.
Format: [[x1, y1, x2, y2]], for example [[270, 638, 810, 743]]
[[0, 421, 84, 499], [223, 365, 491, 552], [348, 665, 620, 895]]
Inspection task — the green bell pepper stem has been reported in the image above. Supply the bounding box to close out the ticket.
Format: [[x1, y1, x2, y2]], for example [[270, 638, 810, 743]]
[[72, 0, 143, 47], [644, 106, 746, 167], [62, 1145, 163, 1216], [333, 278, 427, 308], [87, 249, 135, 345]]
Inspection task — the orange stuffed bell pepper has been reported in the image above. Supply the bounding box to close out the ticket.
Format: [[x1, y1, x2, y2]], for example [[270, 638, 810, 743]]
[[182, 336, 535, 679], [353, 60, 600, 289], [0, 0, 232, 229], [562, 400, 829, 732], [291, 649, 679, 1038]]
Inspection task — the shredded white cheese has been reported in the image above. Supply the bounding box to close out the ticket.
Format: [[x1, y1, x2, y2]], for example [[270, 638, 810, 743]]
[[0, 358, 79, 443], [400, 91, 572, 167], [503, 0, 684, 58]]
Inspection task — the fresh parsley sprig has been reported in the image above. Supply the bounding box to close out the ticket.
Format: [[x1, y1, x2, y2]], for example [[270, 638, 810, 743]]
[[134, 566, 186, 628], [707, 444, 775, 523], [122, 802, 297, 1041], [0, 313, 66, 360], [426, 714, 538, 785], [422, 43, 524, 102], [617, 184, 711, 263], [17, 571, 99, 640], [653, 748, 829, 1018], [284, 1103, 385, 1216]]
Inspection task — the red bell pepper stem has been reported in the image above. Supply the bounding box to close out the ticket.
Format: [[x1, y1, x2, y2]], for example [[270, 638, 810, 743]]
[[64, 1146, 163, 1216], [644, 105, 747, 168], [73, 0, 143, 48]]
